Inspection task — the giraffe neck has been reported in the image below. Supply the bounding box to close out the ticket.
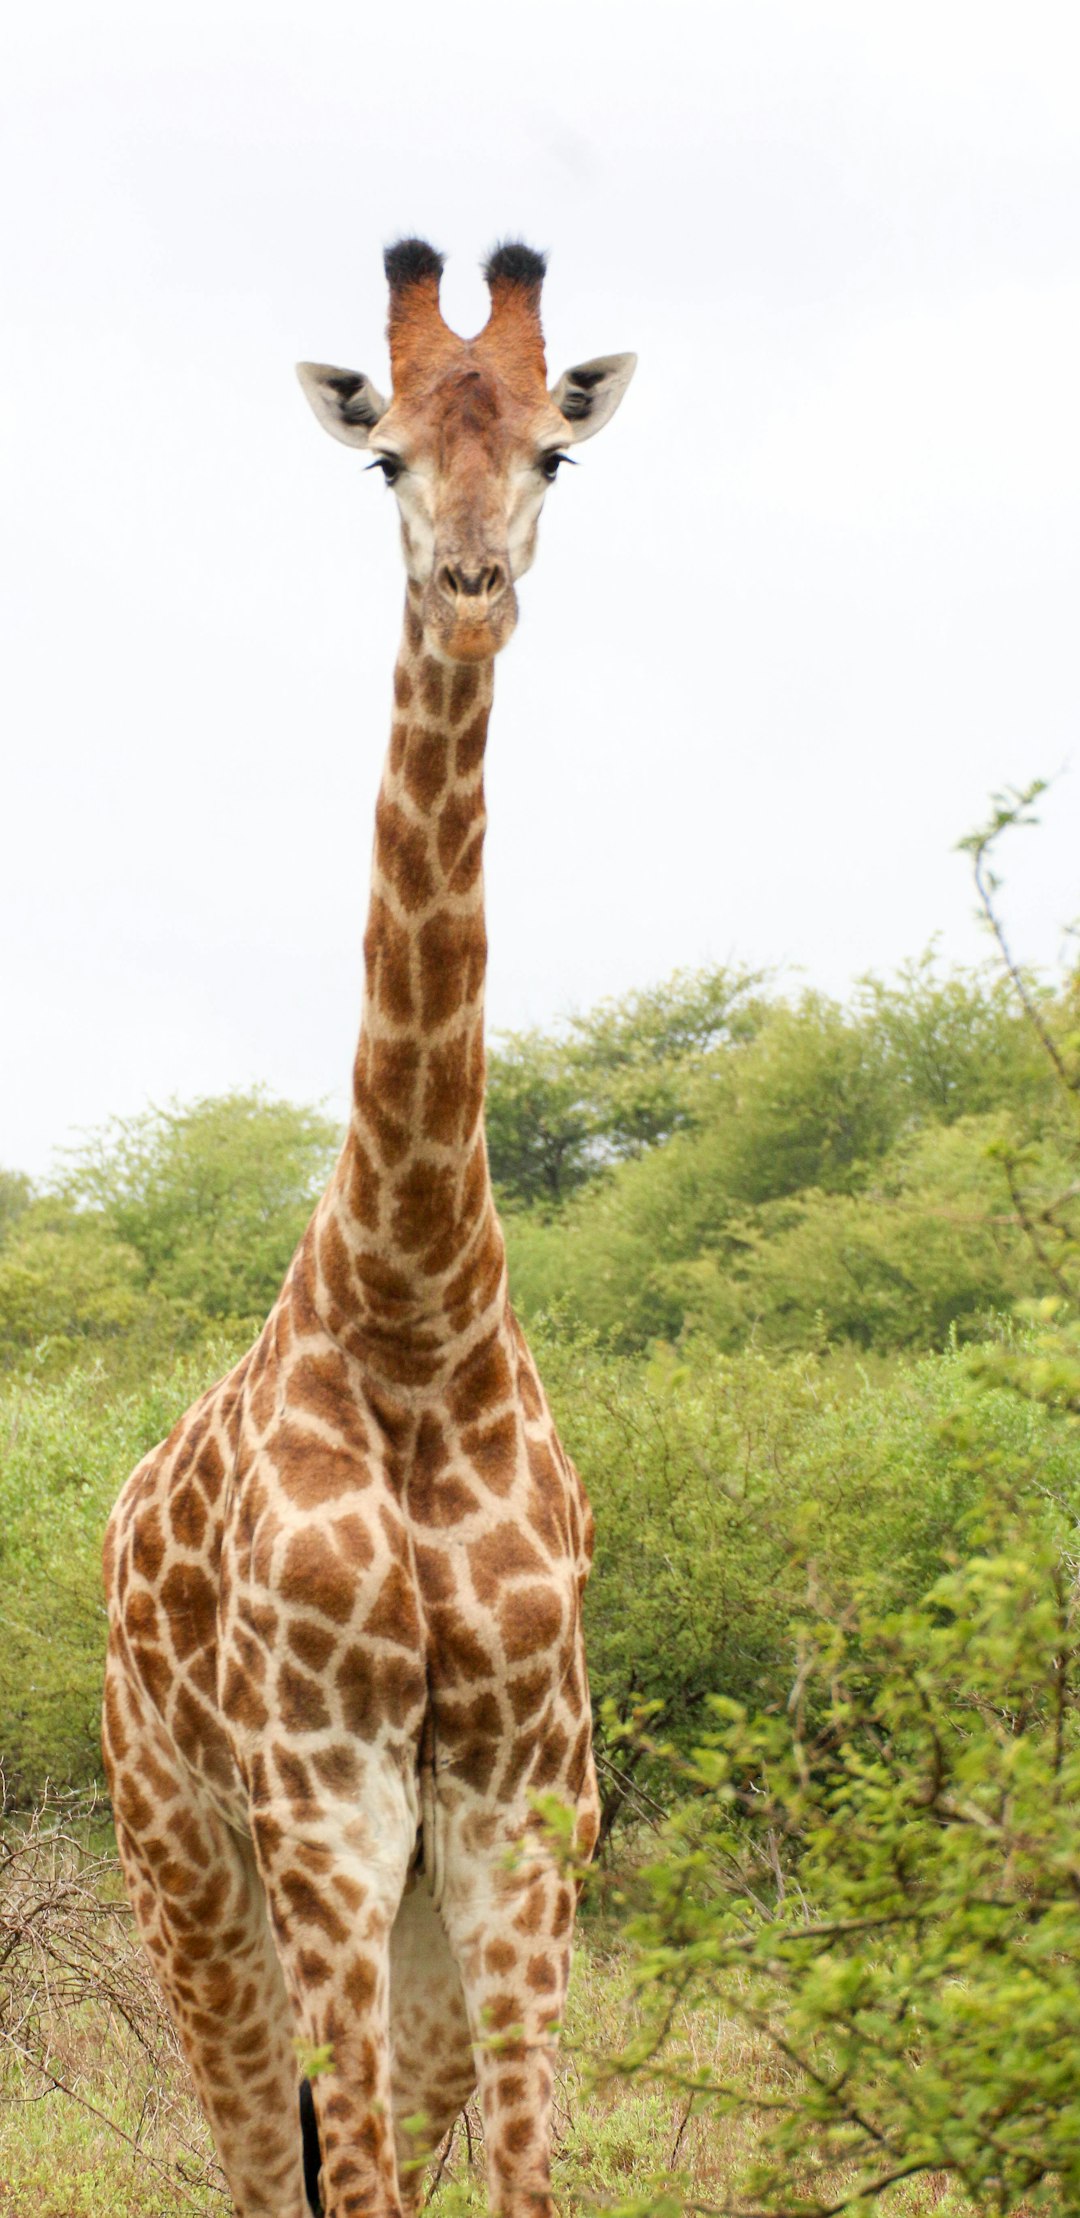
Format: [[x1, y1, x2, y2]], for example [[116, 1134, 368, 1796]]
[[311, 595, 506, 1386]]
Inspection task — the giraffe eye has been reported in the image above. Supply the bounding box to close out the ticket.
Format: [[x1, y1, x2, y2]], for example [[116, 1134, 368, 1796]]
[[368, 455, 403, 486], [540, 452, 571, 483]]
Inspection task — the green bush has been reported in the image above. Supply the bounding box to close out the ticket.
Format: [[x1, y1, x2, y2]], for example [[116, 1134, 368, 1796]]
[[60, 1089, 340, 1327], [0, 1206, 150, 1371], [535, 1330, 1079, 1817], [0, 1092, 341, 1377], [607, 1487, 1080, 2215], [672, 1115, 1077, 1353], [487, 964, 765, 1210], [0, 1345, 240, 1798], [504, 959, 1063, 1356]]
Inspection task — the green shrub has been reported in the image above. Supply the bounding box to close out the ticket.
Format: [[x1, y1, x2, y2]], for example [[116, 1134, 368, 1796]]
[[535, 1330, 1080, 1818], [0, 1093, 342, 1378], [0, 1345, 239, 1798], [487, 966, 765, 1209], [673, 1116, 1076, 1353], [607, 1488, 1080, 2215], [59, 1089, 340, 1327], [0, 1206, 150, 1371], [503, 962, 1066, 1357]]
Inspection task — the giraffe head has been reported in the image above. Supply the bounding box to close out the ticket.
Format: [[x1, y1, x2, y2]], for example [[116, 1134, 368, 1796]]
[[298, 239, 636, 663]]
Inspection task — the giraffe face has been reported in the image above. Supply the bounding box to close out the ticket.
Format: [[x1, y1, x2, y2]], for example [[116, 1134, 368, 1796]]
[[365, 360, 574, 663], [298, 239, 636, 664]]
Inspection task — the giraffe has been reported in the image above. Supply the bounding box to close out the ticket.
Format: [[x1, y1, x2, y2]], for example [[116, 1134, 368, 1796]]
[[102, 237, 636, 2218]]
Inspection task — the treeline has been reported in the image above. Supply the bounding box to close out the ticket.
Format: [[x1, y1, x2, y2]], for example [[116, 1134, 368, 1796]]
[[495, 952, 1078, 1351], [0, 1095, 341, 1375], [2, 948, 1075, 1375]]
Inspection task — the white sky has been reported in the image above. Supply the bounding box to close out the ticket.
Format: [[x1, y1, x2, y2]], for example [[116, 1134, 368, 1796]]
[[3, 0, 1079, 1178]]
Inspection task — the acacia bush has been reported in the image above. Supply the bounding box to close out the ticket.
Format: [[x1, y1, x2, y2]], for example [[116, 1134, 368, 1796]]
[[603, 1490, 1080, 2216]]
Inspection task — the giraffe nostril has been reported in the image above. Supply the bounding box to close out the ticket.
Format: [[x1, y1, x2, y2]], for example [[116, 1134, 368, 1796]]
[[439, 563, 508, 605]]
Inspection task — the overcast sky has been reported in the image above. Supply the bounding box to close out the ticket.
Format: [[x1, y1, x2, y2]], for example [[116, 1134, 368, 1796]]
[[3, 1, 1079, 1178]]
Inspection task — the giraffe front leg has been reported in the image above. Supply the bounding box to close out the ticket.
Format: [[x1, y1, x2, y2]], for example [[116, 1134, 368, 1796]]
[[104, 1650, 311, 2218], [437, 1804, 587, 2218], [249, 1753, 419, 2218]]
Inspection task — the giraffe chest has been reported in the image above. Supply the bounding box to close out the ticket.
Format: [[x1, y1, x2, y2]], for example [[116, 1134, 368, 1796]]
[[409, 1422, 583, 1671], [216, 1387, 589, 1805]]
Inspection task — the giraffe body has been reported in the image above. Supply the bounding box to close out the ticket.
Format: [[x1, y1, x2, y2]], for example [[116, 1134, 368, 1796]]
[[103, 240, 635, 2218]]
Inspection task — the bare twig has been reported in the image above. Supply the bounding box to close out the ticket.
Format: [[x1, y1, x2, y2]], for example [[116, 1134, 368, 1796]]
[[0, 1784, 227, 2207]]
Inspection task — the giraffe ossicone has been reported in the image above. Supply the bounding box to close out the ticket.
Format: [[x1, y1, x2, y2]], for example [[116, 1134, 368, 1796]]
[[103, 238, 636, 2218]]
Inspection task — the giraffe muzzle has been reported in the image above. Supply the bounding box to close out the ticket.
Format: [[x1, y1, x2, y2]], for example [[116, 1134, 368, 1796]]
[[426, 556, 518, 661]]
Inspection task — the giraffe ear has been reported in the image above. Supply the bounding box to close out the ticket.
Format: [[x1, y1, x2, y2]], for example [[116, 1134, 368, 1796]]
[[549, 353, 637, 443], [296, 363, 389, 448]]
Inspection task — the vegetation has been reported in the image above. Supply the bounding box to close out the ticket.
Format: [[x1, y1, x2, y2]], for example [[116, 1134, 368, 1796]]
[[1, 782, 1079, 2211], [0, 963, 1069, 1377], [485, 964, 767, 1207], [0, 1091, 339, 1375], [0, 1791, 222, 2215], [5, 1327, 1075, 1809], [0, 1346, 239, 1800], [499, 957, 1072, 1354], [599, 1485, 1080, 2217], [0, 1786, 1001, 2218]]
